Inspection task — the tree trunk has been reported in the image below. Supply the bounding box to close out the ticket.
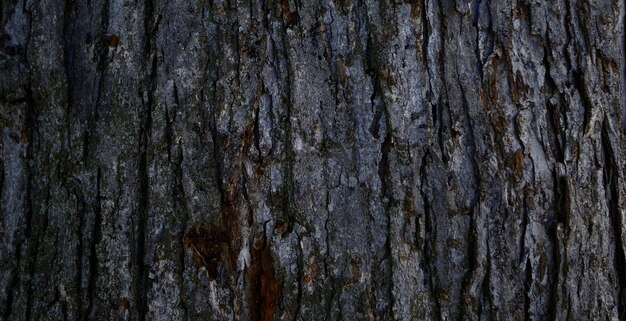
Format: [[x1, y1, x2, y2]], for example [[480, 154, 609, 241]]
[[1, 0, 626, 320]]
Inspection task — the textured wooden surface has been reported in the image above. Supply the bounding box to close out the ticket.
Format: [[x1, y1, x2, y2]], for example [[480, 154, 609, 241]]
[[2, 0, 626, 320]]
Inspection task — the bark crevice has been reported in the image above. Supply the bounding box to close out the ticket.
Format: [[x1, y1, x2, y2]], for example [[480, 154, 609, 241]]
[[601, 120, 626, 319], [136, 0, 158, 317]]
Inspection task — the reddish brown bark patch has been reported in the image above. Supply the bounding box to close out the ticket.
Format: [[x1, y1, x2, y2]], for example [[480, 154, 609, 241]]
[[279, 0, 299, 28], [406, 0, 421, 19], [102, 34, 119, 48], [509, 149, 525, 177], [183, 224, 232, 280], [247, 238, 280, 321]]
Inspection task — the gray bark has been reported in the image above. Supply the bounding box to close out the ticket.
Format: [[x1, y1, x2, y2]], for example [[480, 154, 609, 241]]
[[1, 0, 626, 320]]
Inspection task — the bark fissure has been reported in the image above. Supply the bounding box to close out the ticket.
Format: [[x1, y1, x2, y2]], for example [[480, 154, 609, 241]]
[[173, 141, 188, 317], [572, 70, 593, 135], [563, 0, 573, 72], [378, 132, 392, 200], [543, 43, 566, 163], [418, 149, 441, 320], [84, 168, 101, 321], [481, 242, 494, 321], [601, 120, 626, 319], [292, 230, 303, 321], [519, 190, 529, 265], [136, 0, 158, 317], [421, 0, 429, 66], [524, 258, 532, 321], [471, 0, 483, 81], [323, 189, 330, 278], [94, 0, 111, 121], [2, 244, 19, 321], [165, 83, 177, 163], [457, 75, 482, 321], [62, 0, 74, 143]]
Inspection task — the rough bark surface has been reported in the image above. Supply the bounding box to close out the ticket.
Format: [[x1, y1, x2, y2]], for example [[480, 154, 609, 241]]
[[2, 0, 626, 320]]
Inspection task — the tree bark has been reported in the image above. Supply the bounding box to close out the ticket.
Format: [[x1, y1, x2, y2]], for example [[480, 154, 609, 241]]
[[2, 0, 626, 320]]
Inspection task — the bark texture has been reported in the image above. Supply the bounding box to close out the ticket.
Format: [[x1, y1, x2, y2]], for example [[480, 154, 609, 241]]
[[2, 0, 626, 320]]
